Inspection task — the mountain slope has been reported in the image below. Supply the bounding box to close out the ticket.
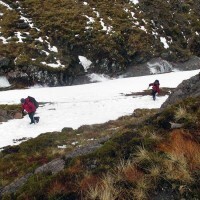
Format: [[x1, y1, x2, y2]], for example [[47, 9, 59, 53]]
[[0, 74, 199, 199], [0, 69, 199, 148], [0, 0, 200, 87]]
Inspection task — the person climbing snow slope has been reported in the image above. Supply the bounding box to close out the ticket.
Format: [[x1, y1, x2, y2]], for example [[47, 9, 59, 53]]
[[20, 97, 40, 124], [149, 80, 160, 100]]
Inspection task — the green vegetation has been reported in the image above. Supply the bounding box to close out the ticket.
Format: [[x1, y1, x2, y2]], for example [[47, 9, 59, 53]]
[[0, 0, 200, 80], [0, 104, 21, 112]]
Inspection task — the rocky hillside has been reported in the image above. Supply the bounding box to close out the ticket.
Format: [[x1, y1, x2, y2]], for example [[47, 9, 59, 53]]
[[0, 0, 200, 87], [161, 72, 200, 108], [0, 73, 200, 200], [0, 104, 21, 123]]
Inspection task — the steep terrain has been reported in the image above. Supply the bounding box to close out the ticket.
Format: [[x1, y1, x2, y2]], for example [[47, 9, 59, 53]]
[[0, 0, 200, 87], [161, 72, 200, 108], [0, 73, 199, 200]]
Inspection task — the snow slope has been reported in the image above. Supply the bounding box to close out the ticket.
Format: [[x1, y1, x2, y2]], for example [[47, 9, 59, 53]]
[[0, 70, 199, 148], [0, 76, 11, 87]]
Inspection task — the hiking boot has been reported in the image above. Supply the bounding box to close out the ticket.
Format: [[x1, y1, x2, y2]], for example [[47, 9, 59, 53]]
[[30, 122, 35, 124], [34, 117, 40, 123]]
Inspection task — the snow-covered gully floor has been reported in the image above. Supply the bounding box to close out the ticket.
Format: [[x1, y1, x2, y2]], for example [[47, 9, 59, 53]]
[[0, 69, 199, 148]]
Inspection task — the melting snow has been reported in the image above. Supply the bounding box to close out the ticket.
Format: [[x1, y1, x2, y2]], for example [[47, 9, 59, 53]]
[[0, 69, 199, 148], [87, 73, 111, 82], [0, 76, 11, 87], [130, 0, 139, 4], [160, 37, 169, 49], [41, 60, 64, 68], [147, 59, 173, 74], [79, 56, 92, 72], [0, 0, 12, 10]]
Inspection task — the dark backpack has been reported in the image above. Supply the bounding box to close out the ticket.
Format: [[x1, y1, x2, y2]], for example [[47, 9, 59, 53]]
[[28, 96, 39, 109]]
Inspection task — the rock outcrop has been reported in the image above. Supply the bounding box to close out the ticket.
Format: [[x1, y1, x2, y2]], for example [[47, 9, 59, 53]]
[[0, 135, 110, 196], [0, 108, 22, 123], [161, 72, 200, 109], [0, 57, 10, 71]]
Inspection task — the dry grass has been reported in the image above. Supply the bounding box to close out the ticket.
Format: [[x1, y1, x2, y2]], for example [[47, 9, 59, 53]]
[[163, 153, 193, 183], [138, 130, 149, 137], [0, 177, 9, 188], [100, 174, 120, 200], [132, 177, 150, 200], [114, 159, 127, 182], [80, 173, 100, 192], [134, 146, 151, 164], [136, 177, 150, 192], [138, 129, 162, 142], [149, 132, 163, 142], [50, 148, 67, 157], [132, 188, 148, 200], [85, 173, 120, 200], [122, 163, 143, 184], [115, 159, 143, 184], [66, 159, 83, 174], [86, 184, 99, 199], [174, 106, 188, 121], [174, 106, 197, 123], [147, 164, 162, 182], [63, 127, 200, 199], [85, 159, 149, 199], [158, 129, 200, 170], [47, 181, 66, 197]]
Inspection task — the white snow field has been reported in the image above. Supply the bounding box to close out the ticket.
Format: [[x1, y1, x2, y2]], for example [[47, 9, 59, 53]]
[[0, 69, 199, 148]]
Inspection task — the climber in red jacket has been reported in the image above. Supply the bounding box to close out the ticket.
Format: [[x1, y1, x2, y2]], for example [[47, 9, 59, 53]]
[[149, 80, 160, 100], [21, 97, 39, 124]]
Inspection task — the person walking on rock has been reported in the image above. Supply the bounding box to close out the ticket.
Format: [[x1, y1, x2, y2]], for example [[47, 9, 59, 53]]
[[149, 80, 160, 100]]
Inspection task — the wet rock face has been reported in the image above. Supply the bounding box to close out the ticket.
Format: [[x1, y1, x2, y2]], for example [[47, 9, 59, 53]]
[[3, 59, 85, 87], [172, 56, 200, 71], [16, 22, 29, 29], [1, 54, 200, 87], [6, 67, 75, 87], [0, 110, 11, 122], [0, 57, 10, 70], [161, 72, 200, 109], [122, 57, 200, 78], [122, 57, 174, 77], [0, 109, 22, 123]]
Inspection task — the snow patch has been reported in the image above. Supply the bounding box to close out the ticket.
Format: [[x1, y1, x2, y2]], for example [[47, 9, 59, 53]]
[[0, 36, 10, 44], [0, 76, 10, 87], [130, 0, 139, 4], [0, 0, 12, 10], [160, 37, 169, 49], [87, 73, 111, 82], [15, 32, 26, 43], [0, 70, 199, 148], [41, 60, 64, 68], [79, 56, 92, 72]]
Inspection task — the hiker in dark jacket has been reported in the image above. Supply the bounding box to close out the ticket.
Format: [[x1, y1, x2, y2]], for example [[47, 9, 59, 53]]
[[149, 80, 160, 100], [21, 97, 39, 124]]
